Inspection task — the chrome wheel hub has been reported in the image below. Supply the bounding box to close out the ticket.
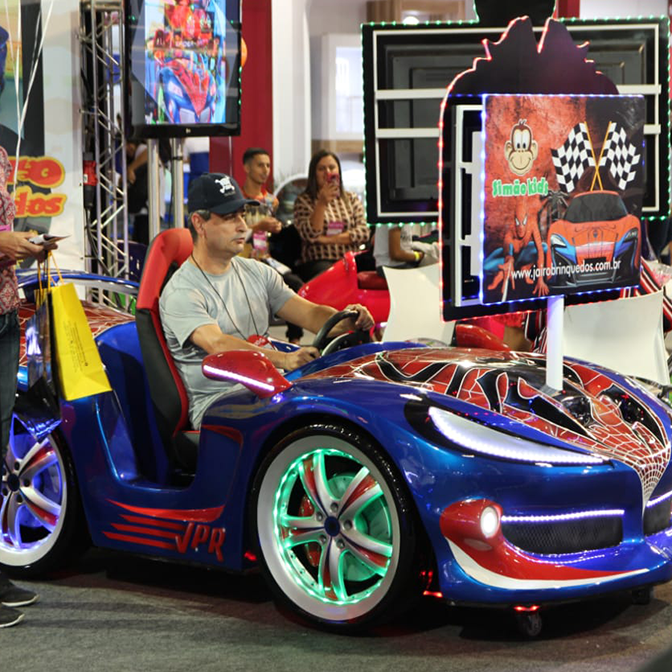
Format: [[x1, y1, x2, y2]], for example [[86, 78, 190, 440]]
[[0, 422, 66, 564]]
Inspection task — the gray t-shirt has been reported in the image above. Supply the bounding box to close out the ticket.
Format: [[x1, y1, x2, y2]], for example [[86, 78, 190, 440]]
[[159, 256, 295, 428]]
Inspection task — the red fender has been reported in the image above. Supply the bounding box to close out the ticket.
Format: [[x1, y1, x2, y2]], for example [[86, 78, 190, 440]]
[[455, 323, 510, 351]]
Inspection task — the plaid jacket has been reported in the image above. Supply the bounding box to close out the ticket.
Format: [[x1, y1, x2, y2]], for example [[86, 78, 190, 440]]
[[293, 191, 369, 263]]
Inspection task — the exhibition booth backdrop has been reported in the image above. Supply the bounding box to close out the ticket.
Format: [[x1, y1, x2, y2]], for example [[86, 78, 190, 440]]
[[0, 0, 84, 270]]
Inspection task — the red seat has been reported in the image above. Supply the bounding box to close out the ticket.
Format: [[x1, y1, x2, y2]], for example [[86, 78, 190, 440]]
[[357, 271, 388, 291], [136, 228, 199, 472]]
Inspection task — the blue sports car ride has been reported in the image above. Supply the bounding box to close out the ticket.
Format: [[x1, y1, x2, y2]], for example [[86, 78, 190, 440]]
[[1, 229, 671, 635]]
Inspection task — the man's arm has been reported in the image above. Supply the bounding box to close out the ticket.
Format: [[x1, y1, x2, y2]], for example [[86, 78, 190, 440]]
[[190, 322, 317, 370], [249, 216, 282, 235], [277, 295, 374, 336]]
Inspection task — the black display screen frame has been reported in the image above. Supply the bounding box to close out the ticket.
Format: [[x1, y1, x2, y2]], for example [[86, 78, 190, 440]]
[[124, 0, 241, 139], [362, 17, 671, 225]]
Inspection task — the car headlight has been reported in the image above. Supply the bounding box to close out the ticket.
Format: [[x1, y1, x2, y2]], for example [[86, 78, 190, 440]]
[[480, 506, 500, 538], [622, 227, 639, 242], [550, 233, 567, 247], [428, 406, 605, 465]]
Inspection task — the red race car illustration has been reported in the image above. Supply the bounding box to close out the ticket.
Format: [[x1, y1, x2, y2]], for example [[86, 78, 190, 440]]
[[546, 191, 641, 290]]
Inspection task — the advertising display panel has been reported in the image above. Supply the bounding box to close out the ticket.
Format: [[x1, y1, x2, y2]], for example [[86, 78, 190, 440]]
[[0, 0, 84, 268], [482, 94, 644, 305], [125, 0, 241, 137]]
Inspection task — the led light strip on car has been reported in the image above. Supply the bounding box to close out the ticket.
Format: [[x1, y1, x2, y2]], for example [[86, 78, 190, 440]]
[[428, 407, 605, 465]]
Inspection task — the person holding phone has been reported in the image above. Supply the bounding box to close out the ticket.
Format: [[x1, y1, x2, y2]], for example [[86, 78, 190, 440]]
[[0, 145, 58, 628], [293, 150, 369, 282]]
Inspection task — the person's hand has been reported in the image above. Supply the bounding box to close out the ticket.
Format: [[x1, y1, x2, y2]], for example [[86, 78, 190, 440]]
[[343, 303, 375, 331], [317, 180, 340, 206], [282, 346, 319, 370], [127, 167, 136, 184], [0, 231, 47, 262], [34, 239, 59, 263], [257, 216, 282, 234], [412, 241, 440, 266]]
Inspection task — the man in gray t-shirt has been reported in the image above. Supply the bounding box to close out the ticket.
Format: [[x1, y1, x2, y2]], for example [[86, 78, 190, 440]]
[[160, 172, 374, 429]]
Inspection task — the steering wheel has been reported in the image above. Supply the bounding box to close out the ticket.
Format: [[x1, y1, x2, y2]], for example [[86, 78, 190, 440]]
[[311, 309, 371, 356]]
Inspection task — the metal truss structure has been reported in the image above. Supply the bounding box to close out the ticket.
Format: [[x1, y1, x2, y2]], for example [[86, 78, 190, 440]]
[[79, 0, 130, 284]]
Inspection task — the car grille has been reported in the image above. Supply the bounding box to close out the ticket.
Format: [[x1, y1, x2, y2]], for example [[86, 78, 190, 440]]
[[644, 498, 672, 536], [501, 516, 623, 555]]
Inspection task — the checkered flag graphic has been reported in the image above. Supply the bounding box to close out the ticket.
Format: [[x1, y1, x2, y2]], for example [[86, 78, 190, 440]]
[[598, 122, 640, 191], [551, 123, 595, 193]]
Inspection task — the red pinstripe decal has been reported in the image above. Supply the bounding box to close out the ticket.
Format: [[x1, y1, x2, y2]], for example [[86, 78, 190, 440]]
[[111, 523, 180, 540], [108, 500, 224, 522], [103, 531, 176, 550], [120, 514, 186, 531]]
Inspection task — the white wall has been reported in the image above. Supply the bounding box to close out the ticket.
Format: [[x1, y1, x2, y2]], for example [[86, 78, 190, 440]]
[[42, 0, 85, 270], [308, 0, 367, 145], [307, 0, 367, 35], [581, 0, 669, 18], [272, 0, 312, 183]]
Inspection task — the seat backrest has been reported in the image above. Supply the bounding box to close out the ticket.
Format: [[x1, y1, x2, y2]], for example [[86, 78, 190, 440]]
[[382, 264, 455, 344], [563, 290, 668, 385], [136, 228, 194, 455]]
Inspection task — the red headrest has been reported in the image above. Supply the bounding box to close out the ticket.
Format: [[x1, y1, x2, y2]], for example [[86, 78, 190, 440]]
[[137, 228, 193, 312]]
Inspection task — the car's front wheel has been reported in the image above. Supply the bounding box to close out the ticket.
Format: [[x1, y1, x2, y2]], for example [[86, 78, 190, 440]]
[[250, 423, 421, 631], [0, 415, 87, 576]]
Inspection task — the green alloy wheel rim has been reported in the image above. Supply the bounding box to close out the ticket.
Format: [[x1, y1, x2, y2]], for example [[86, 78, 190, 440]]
[[258, 437, 401, 623]]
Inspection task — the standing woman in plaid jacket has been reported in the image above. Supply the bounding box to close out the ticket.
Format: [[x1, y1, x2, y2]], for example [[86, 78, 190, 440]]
[[293, 150, 370, 282]]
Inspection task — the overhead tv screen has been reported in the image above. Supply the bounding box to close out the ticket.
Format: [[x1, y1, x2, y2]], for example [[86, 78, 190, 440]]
[[125, 0, 241, 138]]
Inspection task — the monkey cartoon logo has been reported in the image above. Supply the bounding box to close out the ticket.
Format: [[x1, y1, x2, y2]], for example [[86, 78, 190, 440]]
[[505, 119, 538, 176]]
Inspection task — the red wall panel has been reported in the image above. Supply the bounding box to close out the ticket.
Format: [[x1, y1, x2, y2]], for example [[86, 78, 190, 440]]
[[210, 0, 274, 187], [555, 0, 581, 18]]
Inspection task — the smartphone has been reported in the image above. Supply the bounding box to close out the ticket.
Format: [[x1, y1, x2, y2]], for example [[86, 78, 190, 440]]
[[29, 233, 68, 245]]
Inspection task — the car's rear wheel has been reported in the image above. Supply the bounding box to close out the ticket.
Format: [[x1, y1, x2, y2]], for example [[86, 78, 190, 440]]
[[250, 423, 420, 631], [0, 415, 87, 576]]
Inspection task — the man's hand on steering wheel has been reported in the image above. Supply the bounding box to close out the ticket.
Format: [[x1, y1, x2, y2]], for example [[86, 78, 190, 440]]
[[339, 303, 374, 334], [311, 306, 375, 356], [282, 347, 319, 370]]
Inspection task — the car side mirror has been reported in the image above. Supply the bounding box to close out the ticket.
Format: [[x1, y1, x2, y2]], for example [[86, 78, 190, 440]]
[[202, 350, 292, 398]]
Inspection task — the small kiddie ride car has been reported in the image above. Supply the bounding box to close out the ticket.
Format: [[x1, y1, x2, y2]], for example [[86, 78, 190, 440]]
[[298, 250, 390, 324], [2, 229, 671, 636], [546, 190, 640, 289]]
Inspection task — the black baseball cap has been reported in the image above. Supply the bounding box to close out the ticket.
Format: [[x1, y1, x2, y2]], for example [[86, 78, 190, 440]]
[[187, 172, 258, 215]]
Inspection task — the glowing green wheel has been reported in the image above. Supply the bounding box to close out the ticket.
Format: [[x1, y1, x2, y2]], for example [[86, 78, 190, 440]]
[[251, 424, 419, 630]]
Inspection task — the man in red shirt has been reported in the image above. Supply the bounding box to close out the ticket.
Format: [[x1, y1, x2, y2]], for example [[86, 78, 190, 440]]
[[241, 147, 281, 238], [241, 148, 304, 343]]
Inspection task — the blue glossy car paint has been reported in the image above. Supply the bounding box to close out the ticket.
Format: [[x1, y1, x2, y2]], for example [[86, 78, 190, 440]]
[[5, 271, 672, 624]]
